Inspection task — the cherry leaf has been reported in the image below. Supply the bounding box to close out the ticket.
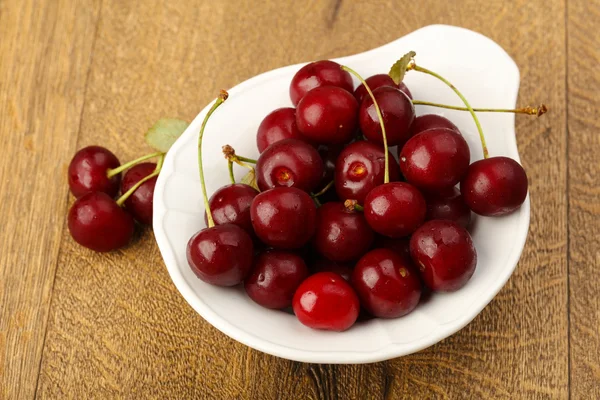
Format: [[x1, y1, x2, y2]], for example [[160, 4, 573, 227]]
[[145, 118, 189, 152], [241, 168, 259, 191], [388, 51, 416, 85]]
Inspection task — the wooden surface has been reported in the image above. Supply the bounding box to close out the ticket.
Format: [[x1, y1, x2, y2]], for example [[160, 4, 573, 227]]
[[0, 0, 597, 398]]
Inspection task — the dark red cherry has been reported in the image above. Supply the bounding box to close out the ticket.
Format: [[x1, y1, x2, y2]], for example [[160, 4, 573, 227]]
[[296, 86, 358, 145], [374, 236, 411, 263], [313, 202, 374, 262], [352, 248, 421, 318], [410, 220, 477, 292], [244, 250, 309, 309], [460, 156, 528, 216], [205, 183, 259, 235], [353, 74, 413, 104], [400, 128, 471, 192], [256, 107, 303, 153], [410, 114, 459, 138], [398, 82, 413, 100], [334, 141, 400, 204], [359, 86, 415, 146], [289, 60, 354, 106], [312, 259, 353, 281], [187, 224, 254, 286], [256, 138, 323, 193], [292, 272, 360, 331], [68, 146, 121, 198], [68, 192, 135, 252], [250, 187, 317, 249], [120, 162, 156, 225], [425, 187, 471, 228]]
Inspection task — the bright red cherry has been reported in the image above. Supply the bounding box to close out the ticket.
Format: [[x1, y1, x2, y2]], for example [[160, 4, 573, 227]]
[[312, 259, 353, 281], [410, 220, 477, 292], [289, 60, 354, 106], [120, 162, 156, 225], [460, 156, 528, 216], [410, 114, 459, 138], [256, 107, 303, 153], [205, 183, 259, 235], [68, 192, 135, 252], [296, 86, 358, 145], [425, 187, 471, 228], [352, 248, 421, 318], [353, 74, 413, 103], [292, 272, 360, 331], [68, 146, 121, 198]]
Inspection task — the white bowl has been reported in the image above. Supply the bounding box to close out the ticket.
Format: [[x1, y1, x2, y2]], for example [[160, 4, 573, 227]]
[[153, 24, 530, 364]]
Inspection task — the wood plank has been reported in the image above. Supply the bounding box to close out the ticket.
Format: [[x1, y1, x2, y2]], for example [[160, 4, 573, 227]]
[[567, 0, 600, 397], [0, 0, 101, 398], [36, 0, 569, 398]]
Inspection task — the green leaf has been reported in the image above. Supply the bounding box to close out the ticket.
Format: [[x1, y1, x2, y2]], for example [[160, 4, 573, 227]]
[[388, 51, 416, 85], [145, 118, 189, 152], [241, 168, 259, 191]]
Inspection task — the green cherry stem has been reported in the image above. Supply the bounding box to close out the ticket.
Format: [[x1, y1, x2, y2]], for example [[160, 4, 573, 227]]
[[235, 155, 257, 164], [116, 154, 165, 207], [341, 65, 390, 183], [412, 100, 548, 117], [311, 180, 334, 198], [227, 160, 235, 184], [107, 151, 164, 178]]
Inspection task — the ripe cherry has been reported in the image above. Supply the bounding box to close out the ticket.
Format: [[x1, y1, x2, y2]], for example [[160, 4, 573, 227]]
[[289, 60, 353, 106], [120, 162, 157, 225], [425, 187, 471, 228], [460, 156, 528, 216], [206, 183, 259, 235], [354, 74, 413, 104], [256, 107, 303, 153], [312, 259, 352, 281], [68, 146, 121, 198], [410, 220, 477, 292], [410, 114, 459, 138], [244, 250, 309, 309], [292, 272, 360, 331], [352, 248, 421, 318]]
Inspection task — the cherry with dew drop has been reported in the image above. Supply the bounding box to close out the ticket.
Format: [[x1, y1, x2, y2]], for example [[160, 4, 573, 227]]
[[256, 107, 304, 153], [425, 186, 471, 228], [289, 60, 354, 106], [354, 73, 413, 103]]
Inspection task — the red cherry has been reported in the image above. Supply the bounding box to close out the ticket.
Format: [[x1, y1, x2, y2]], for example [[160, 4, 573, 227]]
[[244, 250, 309, 309], [256, 138, 324, 193], [398, 82, 413, 100], [312, 259, 353, 281], [292, 272, 360, 331], [410, 114, 459, 138], [250, 187, 317, 249], [256, 107, 303, 153], [400, 128, 471, 192], [425, 187, 471, 228], [296, 86, 358, 145], [120, 162, 156, 225], [353, 74, 413, 103], [460, 156, 528, 216], [68, 192, 135, 252], [352, 248, 421, 318], [289, 60, 354, 106], [410, 220, 477, 292], [364, 182, 426, 238], [205, 183, 259, 235], [187, 224, 254, 286], [68, 146, 121, 198]]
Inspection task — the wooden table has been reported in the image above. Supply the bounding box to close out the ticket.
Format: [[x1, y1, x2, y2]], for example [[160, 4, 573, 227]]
[[1, 0, 598, 398]]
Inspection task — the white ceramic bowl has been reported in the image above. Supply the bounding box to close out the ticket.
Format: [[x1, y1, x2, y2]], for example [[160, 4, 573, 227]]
[[153, 24, 530, 364]]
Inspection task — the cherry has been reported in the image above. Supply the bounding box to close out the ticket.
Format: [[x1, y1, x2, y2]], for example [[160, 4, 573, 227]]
[[364, 182, 426, 238], [374, 236, 411, 263], [410, 220, 477, 292], [120, 162, 157, 225], [244, 250, 309, 309], [68, 192, 135, 252], [398, 82, 413, 100], [354, 74, 413, 104], [68, 146, 121, 198], [352, 248, 421, 318], [334, 140, 400, 204], [256, 107, 303, 153], [205, 183, 259, 235], [399, 128, 471, 192], [313, 202, 374, 262], [359, 86, 415, 146], [289, 60, 354, 106], [256, 138, 323, 193], [296, 86, 358, 145], [312, 259, 353, 281], [250, 186, 317, 249], [425, 187, 471, 228], [292, 272, 359, 331], [460, 156, 528, 216], [410, 114, 459, 137]]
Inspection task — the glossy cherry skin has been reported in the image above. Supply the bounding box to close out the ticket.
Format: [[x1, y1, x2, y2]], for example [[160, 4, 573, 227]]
[[250, 187, 317, 249], [460, 156, 528, 216], [400, 128, 471, 192], [205, 183, 259, 235], [120, 162, 156, 225], [312, 259, 353, 281], [244, 250, 309, 309], [313, 202, 374, 262], [289, 60, 354, 106], [187, 224, 254, 286], [353, 74, 413, 104], [68, 192, 135, 252], [352, 248, 421, 318], [334, 141, 400, 204], [410, 220, 477, 291], [410, 114, 459, 138], [359, 86, 415, 146], [256, 138, 324, 193], [68, 146, 121, 198], [256, 107, 303, 153], [292, 272, 360, 331], [364, 182, 426, 238], [425, 187, 471, 229], [296, 86, 358, 145]]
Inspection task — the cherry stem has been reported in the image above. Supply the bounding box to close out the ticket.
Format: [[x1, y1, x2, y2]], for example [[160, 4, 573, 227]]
[[344, 199, 364, 213], [311, 180, 334, 198], [107, 151, 164, 178], [116, 154, 164, 207], [222, 144, 256, 170], [227, 160, 235, 184], [408, 64, 489, 158], [412, 100, 548, 117], [236, 155, 257, 164], [341, 65, 390, 183], [199, 90, 229, 228]]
